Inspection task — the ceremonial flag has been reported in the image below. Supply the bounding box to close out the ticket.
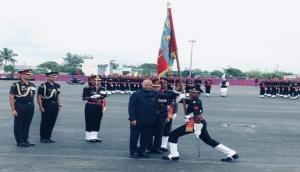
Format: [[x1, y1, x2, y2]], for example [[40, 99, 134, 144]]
[[157, 4, 178, 78]]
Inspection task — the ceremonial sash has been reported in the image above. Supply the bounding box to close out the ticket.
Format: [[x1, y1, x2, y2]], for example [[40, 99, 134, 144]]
[[185, 118, 194, 132], [167, 105, 174, 119]]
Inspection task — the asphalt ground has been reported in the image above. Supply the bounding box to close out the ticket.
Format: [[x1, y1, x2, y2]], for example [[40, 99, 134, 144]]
[[0, 81, 299, 172]]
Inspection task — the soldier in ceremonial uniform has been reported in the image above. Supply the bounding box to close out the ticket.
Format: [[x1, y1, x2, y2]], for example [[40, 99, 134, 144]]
[[204, 79, 213, 96], [162, 88, 238, 162], [259, 82, 265, 98], [150, 78, 177, 154], [185, 79, 193, 94], [289, 82, 297, 100], [9, 69, 36, 147], [159, 78, 178, 153], [37, 71, 61, 143], [82, 75, 107, 142], [220, 74, 229, 97], [194, 78, 203, 93]]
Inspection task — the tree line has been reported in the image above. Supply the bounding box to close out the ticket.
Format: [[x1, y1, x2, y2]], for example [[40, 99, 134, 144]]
[[0, 47, 294, 79]]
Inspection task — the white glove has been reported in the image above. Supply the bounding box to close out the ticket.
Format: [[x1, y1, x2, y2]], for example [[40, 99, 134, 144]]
[[172, 113, 177, 120], [184, 114, 193, 122], [100, 91, 107, 95], [194, 123, 203, 138], [90, 94, 101, 99], [176, 93, 186, 103], [172, 90, 180, 94], [184, 117, 190, 123]]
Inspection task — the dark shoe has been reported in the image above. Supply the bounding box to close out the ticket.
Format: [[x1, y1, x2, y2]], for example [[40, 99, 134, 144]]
[[138, 153, 150, 158], [86, 139, 97, 143], [160, 147, 169, 152], [25, 141, 35, 147], [162, 155, 179, 161], [49, 139, 56, 143], [17, 142, 27, 147], [151, 149, 163, 154], [130, 152, 140, 159], [94, 138, 102, 142], [40, 139, 51, 143], [145, 149, 152, 154], [222, 154, 239, 162]]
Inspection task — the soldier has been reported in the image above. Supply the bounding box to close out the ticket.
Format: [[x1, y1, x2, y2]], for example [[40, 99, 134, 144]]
[[9, 69, 36, 147], [82, 75, 107, 142], [204, 79, 213, 96], [162, 88, 238, 162], [265, 81, 271, 97], [270, 81, 277, 98], [289, 82, 297, 100], [220, 74, 229, 97], [159, 78, 178, 153], [185, 78, 193, 94], [150, 78, 176, 154], [259, 82, 265, 98], [194, 77, 203, 93], [37, 71, 61, 143]]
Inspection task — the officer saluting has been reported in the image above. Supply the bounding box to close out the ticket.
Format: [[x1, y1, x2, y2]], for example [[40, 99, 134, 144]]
[[9, 69, 36, 147], [162, 88, 238, 162], [82, 75, 107, 142], [37, 70, 61, 143]]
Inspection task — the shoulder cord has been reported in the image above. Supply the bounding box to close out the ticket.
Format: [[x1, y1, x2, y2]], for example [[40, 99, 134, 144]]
[[15, 83, 31, 97], [41, 84, 56, 99]]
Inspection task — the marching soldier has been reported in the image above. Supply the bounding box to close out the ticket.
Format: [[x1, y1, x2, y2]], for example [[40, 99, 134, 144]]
[[9, 69, 36, 147], [37, 71, 61, 143], [82, 75, 107, 142], [162, 88, 238, 162]]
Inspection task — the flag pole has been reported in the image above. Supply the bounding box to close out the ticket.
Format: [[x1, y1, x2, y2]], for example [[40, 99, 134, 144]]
[[167, 2, 187, 116]]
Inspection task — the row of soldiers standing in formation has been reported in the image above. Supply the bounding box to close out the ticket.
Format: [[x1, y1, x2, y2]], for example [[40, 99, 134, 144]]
[[8, 69, 107, 147], [259, 80, 300, 100], [100, 76, 214, 96]]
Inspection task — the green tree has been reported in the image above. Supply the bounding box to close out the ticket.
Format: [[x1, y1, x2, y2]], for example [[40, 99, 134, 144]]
[[225, 67, 245, 78], [244, 70, 262, 79], [210, 70, 223, 78], [63, 53, 85, 68], [139, 63, 157, 76], [37, 61, 60, 73], [3, 64, 15, 73], [181, 70, 189, 78], [192, 69, 202, 77], [0, 48, 18, 66]]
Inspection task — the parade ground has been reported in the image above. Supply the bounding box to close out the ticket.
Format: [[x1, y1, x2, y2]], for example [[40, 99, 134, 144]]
[[0, 81, 299, 172]]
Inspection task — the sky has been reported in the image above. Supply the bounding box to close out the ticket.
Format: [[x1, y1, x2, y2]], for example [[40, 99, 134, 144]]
[[1, 0, 300, 74]]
